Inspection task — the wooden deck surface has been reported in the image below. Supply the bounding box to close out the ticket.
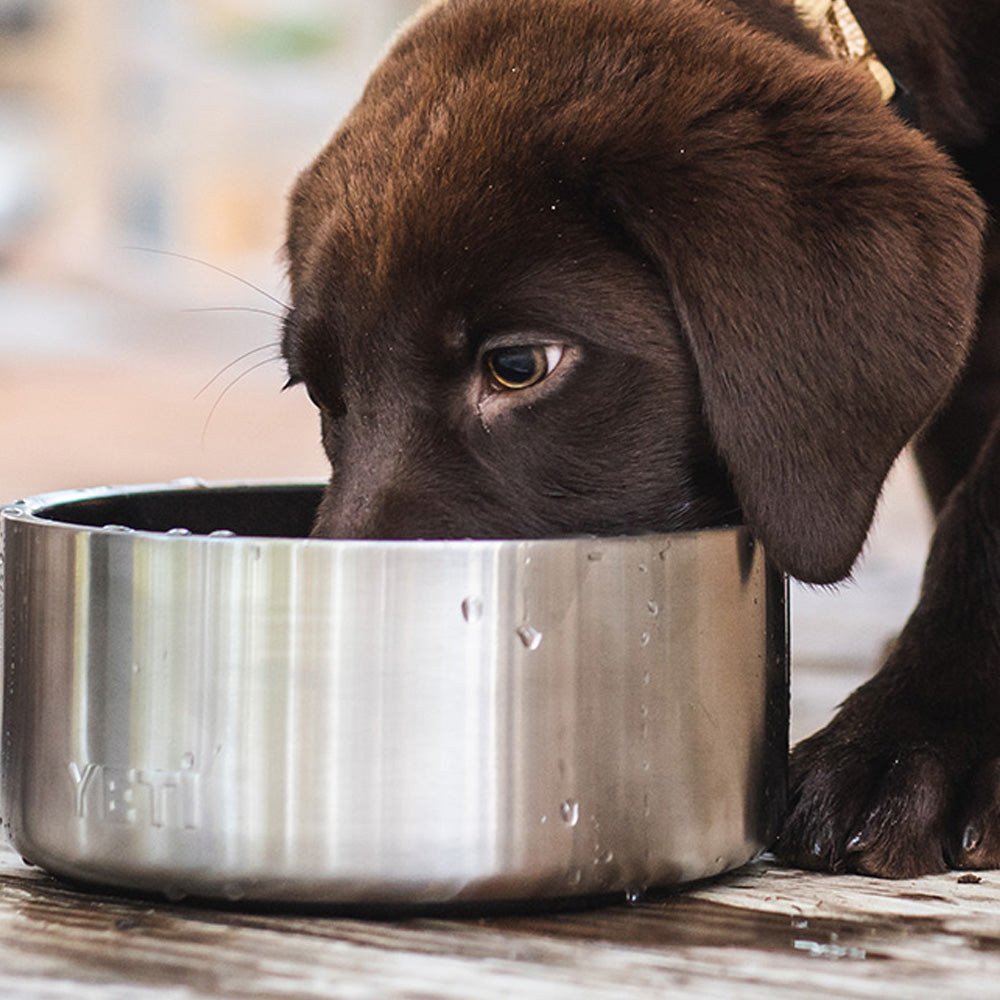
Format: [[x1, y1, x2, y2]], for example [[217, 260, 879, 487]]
[[4, 306, 998, 999], [3, 836, 1000, 1000]]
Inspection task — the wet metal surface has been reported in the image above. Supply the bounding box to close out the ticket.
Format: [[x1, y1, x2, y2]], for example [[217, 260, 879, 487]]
[[3, 481, 787, 906]]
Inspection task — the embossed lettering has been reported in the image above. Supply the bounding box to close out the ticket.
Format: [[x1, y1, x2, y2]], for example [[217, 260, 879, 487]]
[[179, 769, 201, 830], [103, 767, 136, 824], [68, 760, 202, 830], [68, 762, 99, 818], [135, 770, 179, 827]]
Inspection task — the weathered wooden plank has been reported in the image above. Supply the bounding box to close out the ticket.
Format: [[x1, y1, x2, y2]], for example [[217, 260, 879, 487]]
[[3, 842, 1000, 1000]]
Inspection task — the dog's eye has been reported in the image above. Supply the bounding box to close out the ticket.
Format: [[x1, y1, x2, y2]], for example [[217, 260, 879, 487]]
[[485, 345, 563, 390], [284, 374, 320, 407], [284, 373, 343, 415]]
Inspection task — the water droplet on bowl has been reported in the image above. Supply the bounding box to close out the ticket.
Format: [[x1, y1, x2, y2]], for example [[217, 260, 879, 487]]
[[640, 632, 651, 647], [566, 868, 583, 887], [222, 882, 245, 902], [209, 529, 235, 538], [461, 596, 484, 622], [625, 888, 645, 905], [559, 799, 580, 826], [646, 600, 659, 616], [516, 624, 542, 650], [180, 752, 195, 771], [166, 527, 191, 536], [163, 885, 187, 902], [1, 506, 25, 518], [103, 524, 134, 534]]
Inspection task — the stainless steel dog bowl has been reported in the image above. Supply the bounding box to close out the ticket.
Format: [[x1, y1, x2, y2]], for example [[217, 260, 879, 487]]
[[1, 481, 787, 906]]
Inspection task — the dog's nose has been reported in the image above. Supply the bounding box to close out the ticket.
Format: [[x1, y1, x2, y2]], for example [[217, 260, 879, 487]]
[[311, 482, 461, 540], [310, 488, 373, 540]]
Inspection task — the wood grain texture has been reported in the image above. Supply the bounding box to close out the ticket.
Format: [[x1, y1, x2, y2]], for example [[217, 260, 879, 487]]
[[3, 839, 1000, 1000]]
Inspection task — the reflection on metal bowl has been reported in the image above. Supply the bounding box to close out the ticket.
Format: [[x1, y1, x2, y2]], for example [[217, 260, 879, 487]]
[[1, 481, 787, 906]]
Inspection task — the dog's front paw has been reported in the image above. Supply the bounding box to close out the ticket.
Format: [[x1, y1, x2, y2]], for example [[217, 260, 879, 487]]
[[774, 605, 1000, 879], [953, 758, 1000, 869], [778, 722, 950, 877], [776, 685, 1000, 877]]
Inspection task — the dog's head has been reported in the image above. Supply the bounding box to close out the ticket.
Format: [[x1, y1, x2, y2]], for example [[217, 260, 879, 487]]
[[282, 0, 984, 584]]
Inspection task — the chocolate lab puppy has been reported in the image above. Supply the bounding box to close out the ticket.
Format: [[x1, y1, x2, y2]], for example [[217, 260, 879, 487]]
[[281, 0, 1000, 878]]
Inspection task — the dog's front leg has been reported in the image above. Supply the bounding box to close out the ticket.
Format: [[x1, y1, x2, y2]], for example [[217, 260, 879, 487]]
[[776, 417, 1000, 877]]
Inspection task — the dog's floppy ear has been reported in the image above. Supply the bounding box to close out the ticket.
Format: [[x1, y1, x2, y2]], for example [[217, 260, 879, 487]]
[[593, 62, 984, 583]]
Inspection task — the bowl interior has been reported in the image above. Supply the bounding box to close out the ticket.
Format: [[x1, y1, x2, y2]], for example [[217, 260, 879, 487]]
[[33, 482, 323, 538]]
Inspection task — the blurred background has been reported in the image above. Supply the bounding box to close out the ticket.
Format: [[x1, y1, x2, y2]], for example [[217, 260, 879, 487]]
[[0, 0, 421, 499], [0, 0, 934, 738]]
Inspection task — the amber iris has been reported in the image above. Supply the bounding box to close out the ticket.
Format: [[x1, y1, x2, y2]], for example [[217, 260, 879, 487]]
[[485, 345, 549, 389]]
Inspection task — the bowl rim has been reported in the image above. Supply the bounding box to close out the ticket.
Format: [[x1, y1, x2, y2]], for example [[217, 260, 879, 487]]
[[1, 479, 748, 549]]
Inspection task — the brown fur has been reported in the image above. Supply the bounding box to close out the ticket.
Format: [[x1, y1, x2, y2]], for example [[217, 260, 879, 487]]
[[283, 0, 1000, 877]]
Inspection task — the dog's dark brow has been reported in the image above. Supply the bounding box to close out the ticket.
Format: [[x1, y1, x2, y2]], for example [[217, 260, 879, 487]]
[[280, 306, 305, 369], [439, 315, 472, 359], [280, 305, 297, 339], [280, 306, 327, 390]]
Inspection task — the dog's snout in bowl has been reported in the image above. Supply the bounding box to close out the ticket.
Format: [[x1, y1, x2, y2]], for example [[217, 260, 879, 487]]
[[0, 481, 787, 906], [283, 235, 742, 547]]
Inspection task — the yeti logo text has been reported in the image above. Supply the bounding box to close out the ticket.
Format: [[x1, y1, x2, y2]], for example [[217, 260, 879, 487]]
[[68, 760, 202, 829]]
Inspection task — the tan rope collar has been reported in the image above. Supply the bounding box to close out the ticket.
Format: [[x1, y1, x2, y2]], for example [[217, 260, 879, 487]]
[[793, 0, 895, 103]]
